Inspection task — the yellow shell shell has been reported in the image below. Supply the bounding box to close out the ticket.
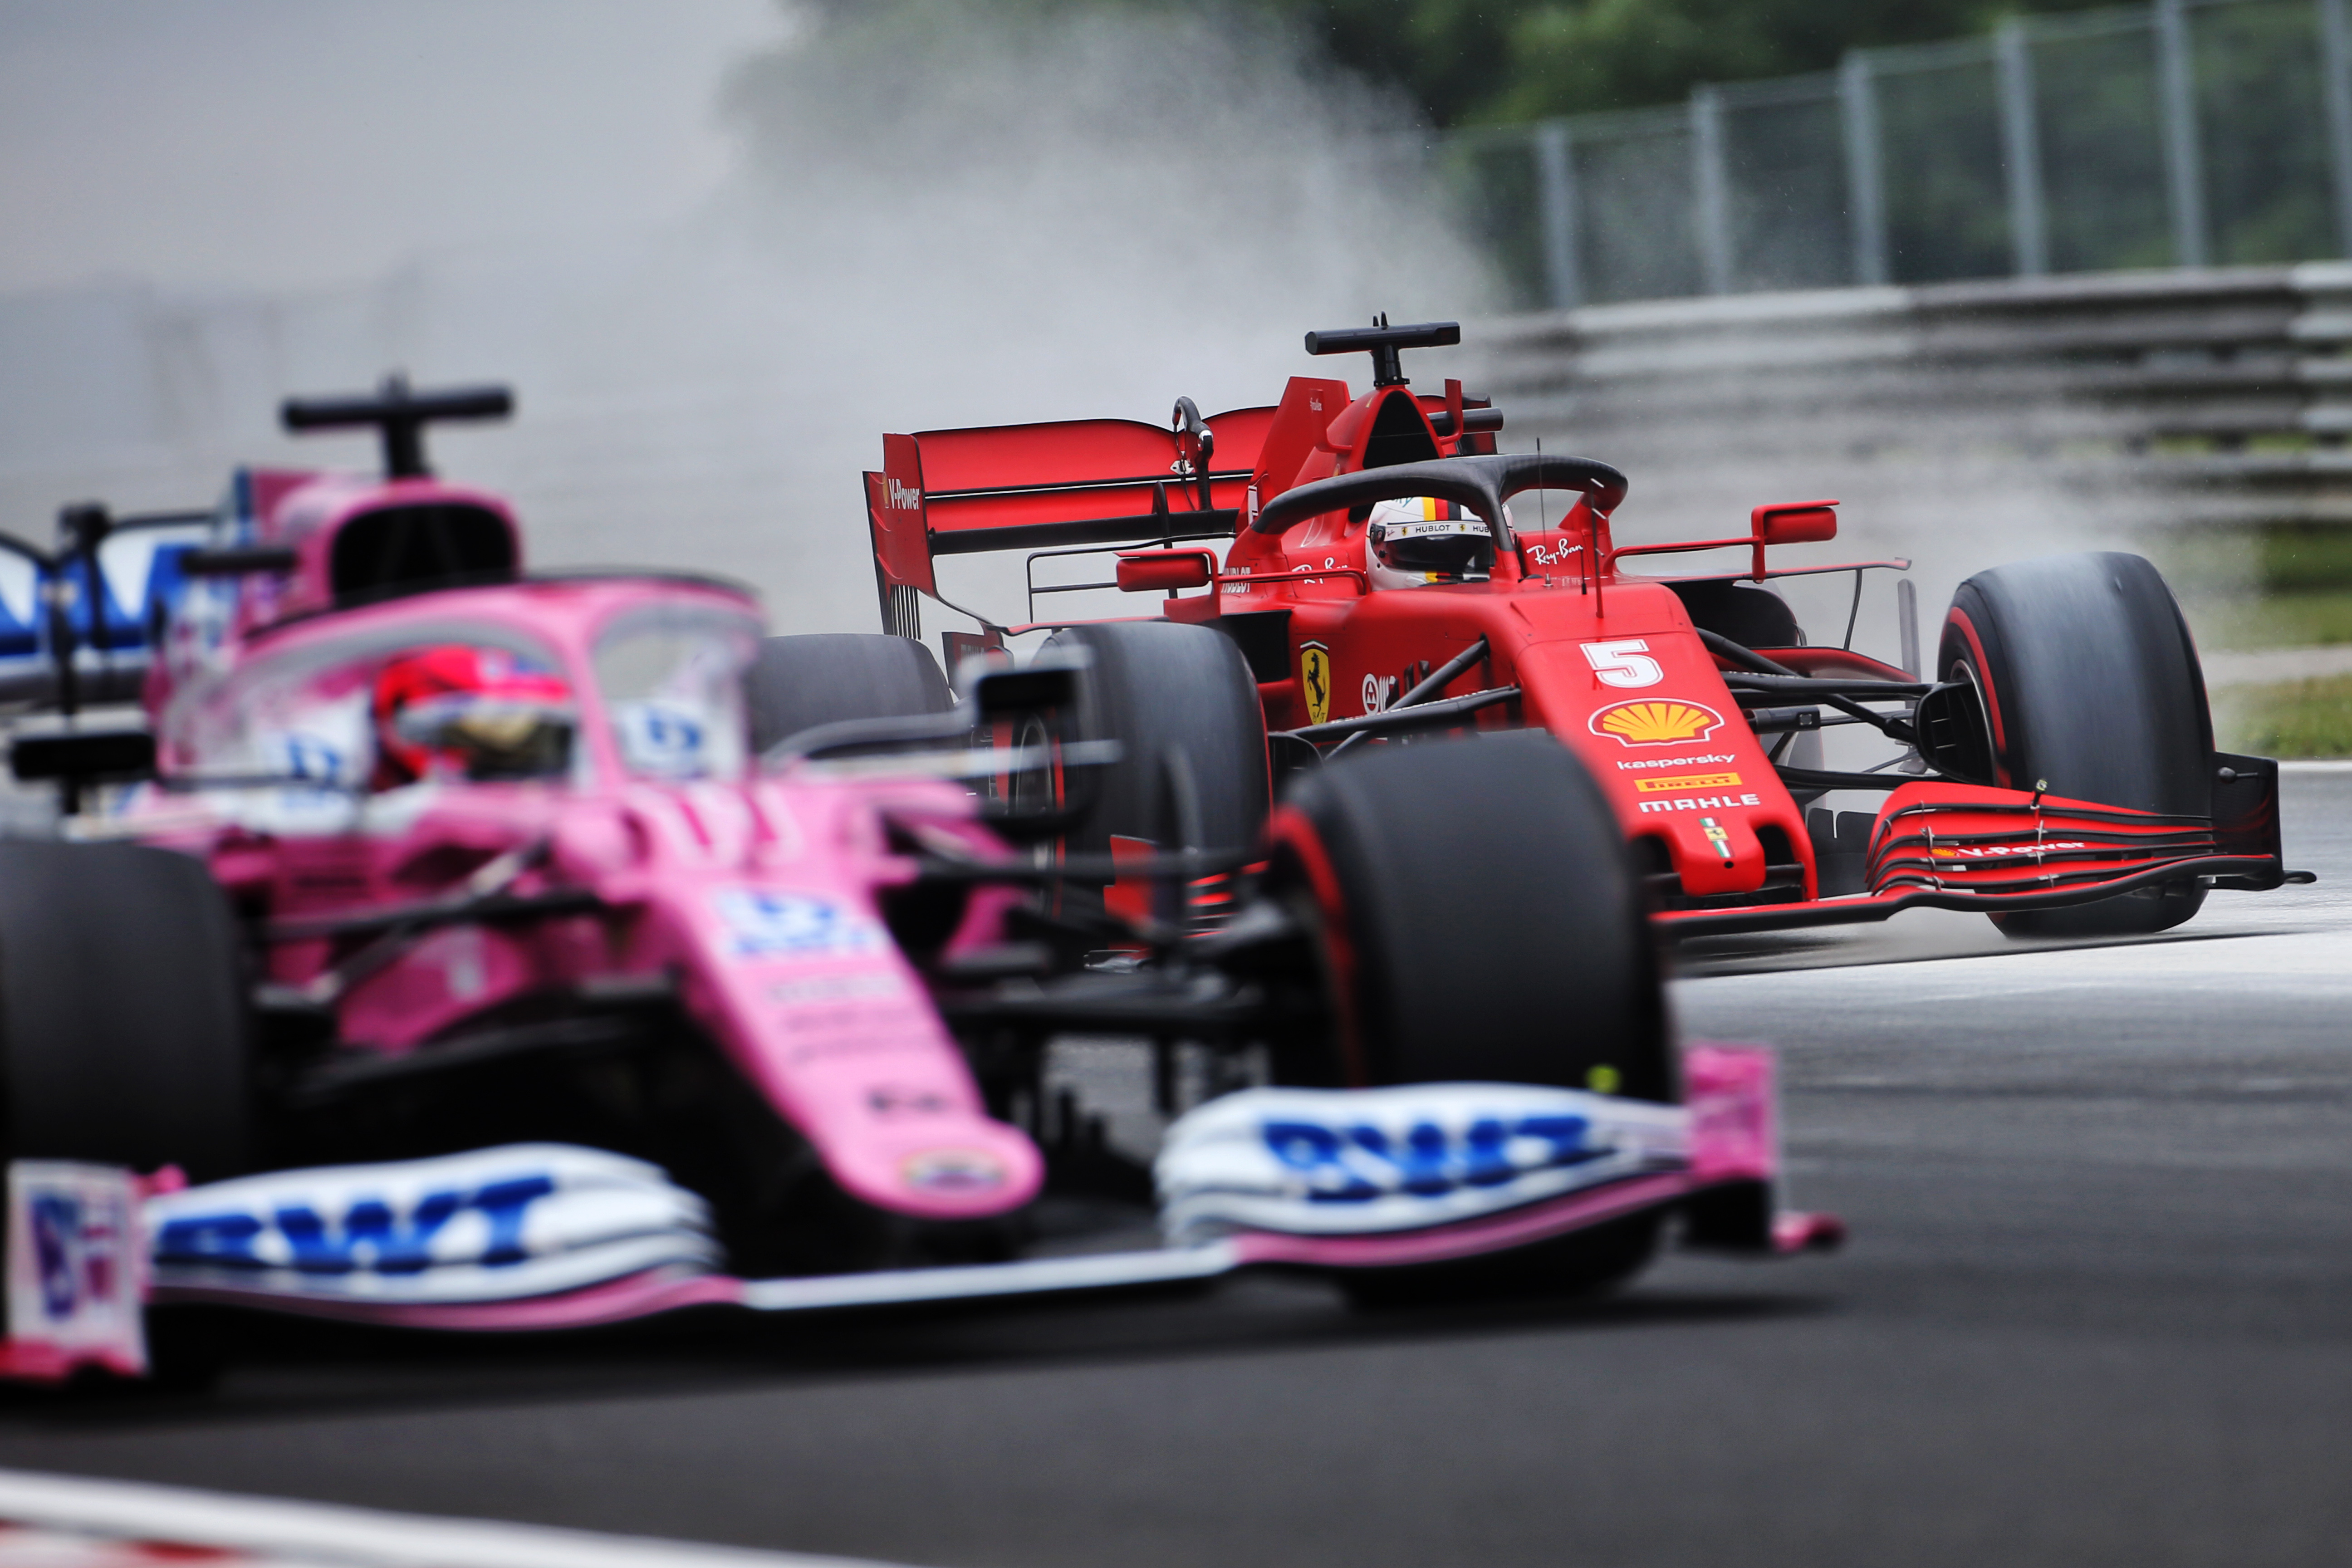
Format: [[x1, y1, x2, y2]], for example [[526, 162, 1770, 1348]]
[[1596, 701, 1720, 744]]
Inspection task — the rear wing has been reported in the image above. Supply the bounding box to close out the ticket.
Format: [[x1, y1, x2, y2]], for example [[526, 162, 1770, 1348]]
[[866, 405, 1275, 636]]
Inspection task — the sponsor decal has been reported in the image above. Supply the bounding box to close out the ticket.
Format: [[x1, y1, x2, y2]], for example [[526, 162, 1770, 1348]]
[[868, 1086, 956, 1117], [713, 889, 887, 960], [1617, 753, 1739, 771], [1636, 793, 1764, 813], [1361, 673, 1396, 714], [1590, 699, 1726, 747], [1931, 841, 2088, 861], [145, 1147, 721, 1304], [1700, 816, 1734, 860], [1635, 771, 1741, 794], [887, 478, 923, 511], [1154, 1083, 1691, 1242], [1582, 638, 1664, 689], [1300, 644, 1333, 726], [1224, 581, 1254, 595], [901, 1149, 1007, 1193], [769, 971, 905, 1005], [6, 1162, 146, 1374], [1524, 539, 1583, 568], [156, 1176, 554, 1276], [1261, 1112, 1604, 1201]]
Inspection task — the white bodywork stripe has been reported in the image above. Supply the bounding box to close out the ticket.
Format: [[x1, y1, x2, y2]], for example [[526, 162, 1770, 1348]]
[[0, 1468, 919, 1568]]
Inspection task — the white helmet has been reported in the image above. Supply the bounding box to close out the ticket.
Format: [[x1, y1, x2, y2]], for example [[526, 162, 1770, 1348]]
[[1365, 497, 1495, 588]]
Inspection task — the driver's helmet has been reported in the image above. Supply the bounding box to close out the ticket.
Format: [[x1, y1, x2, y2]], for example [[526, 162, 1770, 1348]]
[[371, 644, 575, 788], [1365, 497, 1494, 588]]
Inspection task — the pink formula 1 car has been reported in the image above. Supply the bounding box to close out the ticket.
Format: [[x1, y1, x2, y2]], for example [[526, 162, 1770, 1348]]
[[0, 382, 1833, 1384]]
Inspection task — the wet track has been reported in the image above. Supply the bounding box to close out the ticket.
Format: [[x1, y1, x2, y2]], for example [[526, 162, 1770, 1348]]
[[4, 768, 2350, 1568]]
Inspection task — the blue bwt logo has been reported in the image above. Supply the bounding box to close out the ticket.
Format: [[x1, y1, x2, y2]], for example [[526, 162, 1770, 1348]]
[[1263, 1114, 1603, 1202], [155, 1175, 557, 1275]]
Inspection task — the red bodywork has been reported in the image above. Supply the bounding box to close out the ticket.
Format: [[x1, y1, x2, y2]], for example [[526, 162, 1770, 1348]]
[[868, 366, 2292, 936]]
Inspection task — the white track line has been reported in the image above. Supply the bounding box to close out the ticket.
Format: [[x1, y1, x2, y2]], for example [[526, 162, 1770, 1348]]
[[0, 1470, 922, 1568]]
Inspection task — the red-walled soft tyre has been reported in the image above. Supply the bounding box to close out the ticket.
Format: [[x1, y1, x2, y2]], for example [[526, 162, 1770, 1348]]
[[1041, 621, 1269, 916], [1939, 552, 2212, 938], [1262, 735, 1671, 1305], [1265, 733, 1670, 1096]]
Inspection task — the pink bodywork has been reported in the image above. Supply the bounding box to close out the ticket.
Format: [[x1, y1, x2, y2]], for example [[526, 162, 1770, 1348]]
[[115, 467, 1044, 1225]]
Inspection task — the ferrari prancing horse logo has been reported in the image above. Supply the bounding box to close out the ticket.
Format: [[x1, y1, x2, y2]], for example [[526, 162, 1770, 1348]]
[[1300, 644, 1333, 726]]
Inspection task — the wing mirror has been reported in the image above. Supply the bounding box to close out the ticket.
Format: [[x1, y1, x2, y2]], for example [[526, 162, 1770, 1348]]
[[1752, 501, 1838, 547], [1115, 551, 1214, 593]]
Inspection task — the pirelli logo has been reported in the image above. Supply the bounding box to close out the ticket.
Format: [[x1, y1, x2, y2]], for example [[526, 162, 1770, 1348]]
[[1635, 771, 1741, 794]]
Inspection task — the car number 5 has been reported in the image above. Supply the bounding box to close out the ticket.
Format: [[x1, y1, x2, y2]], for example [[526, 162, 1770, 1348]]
[[1582, 638, 1663, 688]]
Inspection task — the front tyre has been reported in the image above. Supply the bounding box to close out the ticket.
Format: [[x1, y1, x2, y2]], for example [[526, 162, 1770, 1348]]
[[1266, 735, 1669, 1094], [1940, 551, 2213, 937], [1040, 621, 1269, 917], [1264, 735, 1671, 1305], [0, 841, 253, 1180]]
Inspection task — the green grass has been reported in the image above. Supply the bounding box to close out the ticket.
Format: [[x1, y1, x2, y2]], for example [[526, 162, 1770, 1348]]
[[2216, 674, 2352, 758], [2188, 589, 2352, 652]]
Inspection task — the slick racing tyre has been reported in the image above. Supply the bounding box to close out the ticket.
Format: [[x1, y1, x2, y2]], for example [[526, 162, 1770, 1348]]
[[0, 841, 253, 1181], [1039, 620, 1270, 916], [1263, 735, 1671, 1305], [745, 633, 952, 755], [1940, 551, 2213, 938], [1265, 733, 1668, 1093]]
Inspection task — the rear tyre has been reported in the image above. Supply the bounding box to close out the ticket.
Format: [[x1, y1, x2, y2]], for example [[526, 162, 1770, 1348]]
[[1041, 621, 1269, 913], [0, 841, 252, 1181], [1939, 552, 2213, 938], [745, 633, 951, 755], [1264, 735, 1671, 1306]]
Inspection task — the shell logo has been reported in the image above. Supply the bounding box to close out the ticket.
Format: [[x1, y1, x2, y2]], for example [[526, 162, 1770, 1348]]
[[1588, 699, 1726, 747]]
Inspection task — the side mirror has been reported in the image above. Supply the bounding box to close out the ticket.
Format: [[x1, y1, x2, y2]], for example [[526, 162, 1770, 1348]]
[[12, 728, 156, 783], [1752, 501, 1838, 547], [1115, 551, 1214, 593]]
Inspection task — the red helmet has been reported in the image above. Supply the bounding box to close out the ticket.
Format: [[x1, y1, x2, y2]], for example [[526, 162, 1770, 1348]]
[[371, 644, 574, 787]]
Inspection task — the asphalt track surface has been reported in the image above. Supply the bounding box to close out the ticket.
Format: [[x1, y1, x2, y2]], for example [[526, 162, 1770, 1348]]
[[4, 768, 2350, 1568]]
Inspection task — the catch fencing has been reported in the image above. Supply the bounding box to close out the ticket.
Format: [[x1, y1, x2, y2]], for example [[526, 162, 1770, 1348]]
[[1440, 0, 2352, 308]]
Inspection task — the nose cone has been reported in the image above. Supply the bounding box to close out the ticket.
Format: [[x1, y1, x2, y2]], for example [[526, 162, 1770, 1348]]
[[823, 1116, 1045, 1220]]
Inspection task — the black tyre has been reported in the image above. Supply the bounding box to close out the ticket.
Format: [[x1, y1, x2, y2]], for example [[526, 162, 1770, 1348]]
[[1267, 734, 1669, 1094], [745, 633, 951, 755], [1939, 551, 2213, 937], [0, 841, 252, 1180], [1264, 735, 1671, 1305], [1040, 621, 1269, 902]]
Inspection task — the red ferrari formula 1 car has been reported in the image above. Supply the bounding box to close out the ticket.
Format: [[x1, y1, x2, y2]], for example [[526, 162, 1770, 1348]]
[[865, 319, 2309, 939]]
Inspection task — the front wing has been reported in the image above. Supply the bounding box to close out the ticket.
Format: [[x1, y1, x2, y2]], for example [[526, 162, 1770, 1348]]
[[0, 1047, 1836, 1380], [1659, 770, 2310, 939]]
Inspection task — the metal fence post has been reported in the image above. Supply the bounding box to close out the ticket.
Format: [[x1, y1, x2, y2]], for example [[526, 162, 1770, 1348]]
[[2155, 0, 2210, 266], [1691, 86, 1734, 294], [1533, 121, 1583, 309], [2320, 0, 2352, 257], [1995, 19, 2050, 276], [1840, 52, 1890, 285]]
